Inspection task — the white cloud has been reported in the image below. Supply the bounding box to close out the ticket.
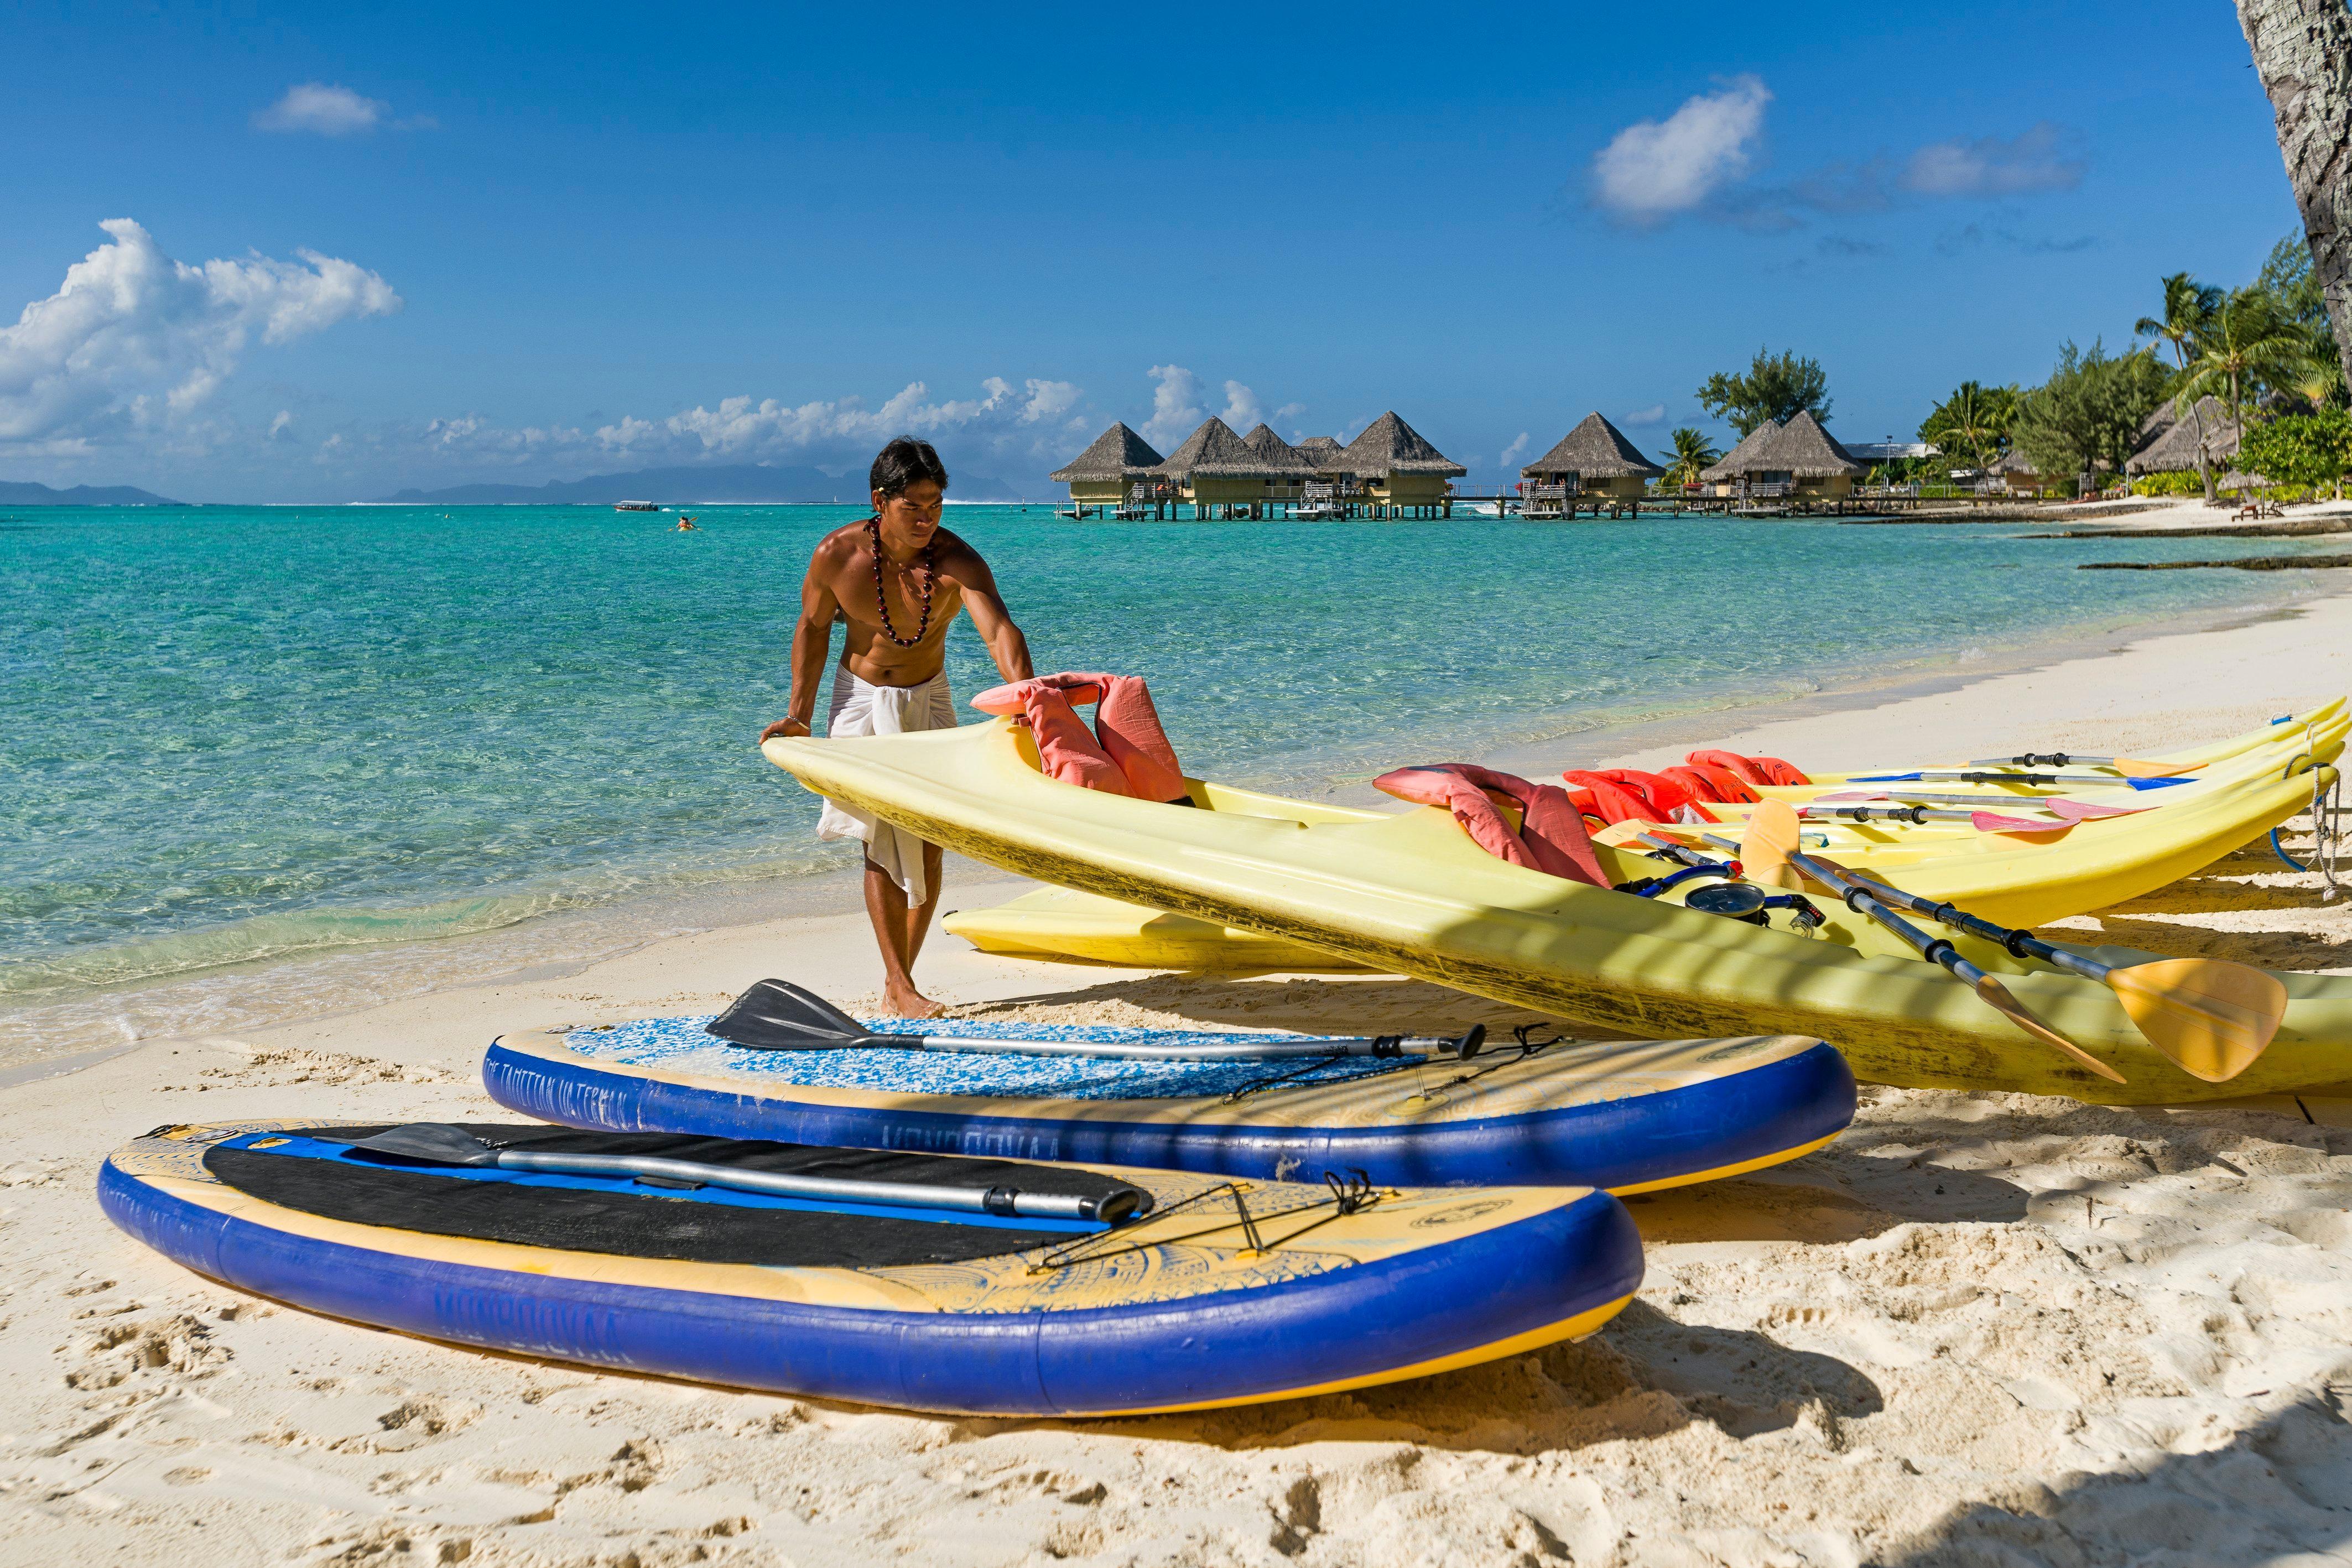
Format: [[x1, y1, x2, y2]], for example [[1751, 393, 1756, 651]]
[[1142, 364, 1205, 448], [256, 83, 389, 136], [1623, 404, 1667, 425], [1903, 123, 2083, 197], [1593, 76, 1770, 223], [410, 376, 1104, 482], [1220, 380, 1263, 430], [0, 219, 399, 450], [268, 409, 294, 441], [1497, 432, 1532, 469]]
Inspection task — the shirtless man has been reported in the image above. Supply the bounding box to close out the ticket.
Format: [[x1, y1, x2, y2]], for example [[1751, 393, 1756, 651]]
[[759, 437, 1032, 1017]]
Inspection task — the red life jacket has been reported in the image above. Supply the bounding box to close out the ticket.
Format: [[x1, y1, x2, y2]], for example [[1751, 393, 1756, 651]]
[[1599, 768, 1716, 823], [1685, 749, 1809, 788], [1661, 762, 1761, 805], [1375, 764, 1607, 888], [1558, 769, 1654, 827]]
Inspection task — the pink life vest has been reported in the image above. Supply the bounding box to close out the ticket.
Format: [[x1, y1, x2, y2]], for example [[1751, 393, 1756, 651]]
[[971, 673, 1190, 803], [1374, 764, 1607, 888]]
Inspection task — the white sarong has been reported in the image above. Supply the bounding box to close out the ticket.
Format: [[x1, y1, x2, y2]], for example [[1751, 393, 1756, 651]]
[[816, 665, 958, 903]]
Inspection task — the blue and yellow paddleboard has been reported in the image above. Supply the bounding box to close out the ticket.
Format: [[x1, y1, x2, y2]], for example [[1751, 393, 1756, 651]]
[[100, 1120, 1642, 1416], [483, 1016, 1855, 1194]]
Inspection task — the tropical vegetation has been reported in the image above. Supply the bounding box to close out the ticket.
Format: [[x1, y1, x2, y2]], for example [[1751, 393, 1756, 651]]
[[1658, 428, 1722, 488], [1696, 348, 1832, 437]]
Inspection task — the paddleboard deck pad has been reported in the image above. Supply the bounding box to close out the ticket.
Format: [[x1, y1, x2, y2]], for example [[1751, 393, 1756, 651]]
[[483, 1014, 1855, 1194], [101, 1120, 1642, 1416]]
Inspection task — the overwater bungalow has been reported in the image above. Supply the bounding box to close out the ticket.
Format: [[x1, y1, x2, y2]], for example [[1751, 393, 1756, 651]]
[[1336, 411, 1466, 517], [1149, 417, 1288, 518], [1240, 423, 1318, 504], [1520, 413, 1666, 516], [1049, 422, 1163, 516], [1294, 436, 1349, 476], [1703, 411, 1862, 503], [1697, 420, 1781, 497]]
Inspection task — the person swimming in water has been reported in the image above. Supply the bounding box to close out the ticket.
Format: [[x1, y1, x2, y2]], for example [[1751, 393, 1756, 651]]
[[758, 437, 1033, 1017]]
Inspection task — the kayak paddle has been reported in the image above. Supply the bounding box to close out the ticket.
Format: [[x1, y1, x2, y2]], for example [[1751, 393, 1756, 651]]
[[1966, 751, 2197, 778], [706, 978, 1485, 1062], [1793, 803, 2073, 836], [1738, 801, 2127, 1084], [344, 1123, 1151, 1222], [1813, 791, 2142, 821], [1849, 770, 2191, 791], [1809, 869, 2282, 1084]]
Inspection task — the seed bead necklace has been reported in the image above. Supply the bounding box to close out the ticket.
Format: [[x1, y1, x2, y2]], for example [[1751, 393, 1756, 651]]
[[866, 517, 936, 647]]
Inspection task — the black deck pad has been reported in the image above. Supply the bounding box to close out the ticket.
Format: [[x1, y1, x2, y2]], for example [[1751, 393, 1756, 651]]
[[202, 1124, 1133, 1269]]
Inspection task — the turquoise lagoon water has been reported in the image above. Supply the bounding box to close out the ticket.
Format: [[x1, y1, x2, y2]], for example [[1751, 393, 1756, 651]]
[[1, 502, 2334, 1059]]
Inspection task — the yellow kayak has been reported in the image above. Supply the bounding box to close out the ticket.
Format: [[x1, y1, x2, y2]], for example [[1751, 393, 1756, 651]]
[[767, 721, 2351, 1105], [1788, 699, 2346, 789]]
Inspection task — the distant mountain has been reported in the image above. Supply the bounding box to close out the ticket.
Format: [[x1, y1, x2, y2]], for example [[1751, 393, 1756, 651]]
[[0, 480, 182, 506], [376, 462, 1032, 505]]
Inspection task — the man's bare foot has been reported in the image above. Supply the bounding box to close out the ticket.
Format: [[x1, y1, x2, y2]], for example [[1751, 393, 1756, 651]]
[[880, 982, 945, 1019]]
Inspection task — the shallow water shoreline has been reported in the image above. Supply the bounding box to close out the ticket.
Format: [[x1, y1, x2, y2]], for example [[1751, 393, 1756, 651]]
[[6, 571, 2345, 1072]]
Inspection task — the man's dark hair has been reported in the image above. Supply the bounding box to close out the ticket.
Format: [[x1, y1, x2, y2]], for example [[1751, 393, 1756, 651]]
[[870, 437, 949, 499]]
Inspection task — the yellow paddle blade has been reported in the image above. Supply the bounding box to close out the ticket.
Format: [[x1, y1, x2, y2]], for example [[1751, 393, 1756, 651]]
[[2107, 959, 2287, 1082], [1740, 799, 1804, 890], [2114, 758, 2198, 778], [1974, 973, 2130, 1085]]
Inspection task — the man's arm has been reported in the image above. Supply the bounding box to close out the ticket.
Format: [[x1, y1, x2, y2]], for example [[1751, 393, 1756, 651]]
[[948, 548, 1034, 683], [759, 554, 843, 742]]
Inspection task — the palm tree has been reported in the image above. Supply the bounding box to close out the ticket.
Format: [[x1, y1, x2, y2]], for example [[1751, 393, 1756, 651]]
[[2176, 288, 2306, 481], [1919, 382, 2018, 474], [2288, 329, 2346, 411], [2237, 2, 2352, 396], [2137, 272, 2224, 502], [1658, 428, 1721, 489]]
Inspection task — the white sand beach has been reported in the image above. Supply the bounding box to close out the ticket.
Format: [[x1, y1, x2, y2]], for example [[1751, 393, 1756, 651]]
[[7, 594, 2352, 1567]]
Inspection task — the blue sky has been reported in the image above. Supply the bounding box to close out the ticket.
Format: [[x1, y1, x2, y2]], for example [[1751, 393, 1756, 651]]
[[0, 1, 2309, 501]]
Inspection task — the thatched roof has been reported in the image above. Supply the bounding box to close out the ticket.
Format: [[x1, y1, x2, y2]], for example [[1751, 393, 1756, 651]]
[[1987, 448, 2038, 476], [1698, 420, 1781, 482], [1148, 417, 1285, 480], [1520, 413, 1665, 481], [1240, 423, 1317, 474], [2125, 397, 2242, 475], [1048, 422, 1163, 483], [1750, 411, 1864, 477], [1294, 436, 1347, 472], [1336, 411, 1466, 478]]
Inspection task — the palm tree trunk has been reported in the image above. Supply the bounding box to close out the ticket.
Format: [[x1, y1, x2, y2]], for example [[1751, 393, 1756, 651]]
[[2239, 0, 2352, 394], [2175, 343, 2217, 504]]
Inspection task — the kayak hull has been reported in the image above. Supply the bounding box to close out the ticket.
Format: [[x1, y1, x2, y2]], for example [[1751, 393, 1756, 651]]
[[766, 721, 2352, 1105]]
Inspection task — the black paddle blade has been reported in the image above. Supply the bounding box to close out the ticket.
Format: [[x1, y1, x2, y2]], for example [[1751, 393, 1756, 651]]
[[348, 1123, 503, 1166], [705, 978, 883, 1051]]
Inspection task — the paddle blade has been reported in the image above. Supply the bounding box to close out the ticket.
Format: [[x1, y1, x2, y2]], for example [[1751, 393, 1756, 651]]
[[1740, 800, 1805, 890], [348, 1123, 503, 1166], [2106, 960, 2287, 1082], [1971, 975, 2130, 1085], [1591, 818, 1662, 847], [2045, 798, 2142, 821], [706, 978, 880, 1050], [2123, 775, 2193, 791], [1972, 810, 2072, 836], [2113, 758, 2198, 778]]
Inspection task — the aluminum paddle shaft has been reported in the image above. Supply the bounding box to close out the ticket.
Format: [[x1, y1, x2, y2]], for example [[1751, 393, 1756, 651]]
[[897, 1030, 1480, 1061], [1760, 841, 2128, 1085], [487, 1150, 1132, 1222]]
